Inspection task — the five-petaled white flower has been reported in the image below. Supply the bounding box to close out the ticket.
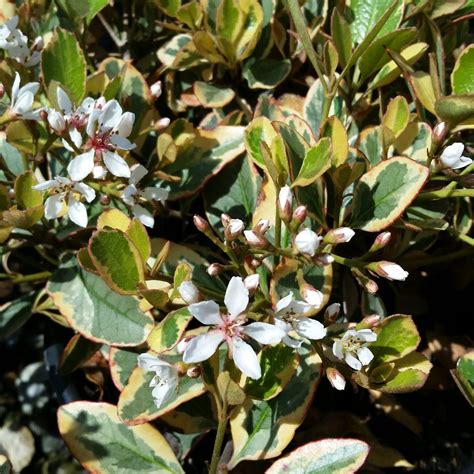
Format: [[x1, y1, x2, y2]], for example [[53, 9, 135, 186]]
[[332, 329, 377, 371], [33, 176, 95, 228], [273, 292, 327, 348], [0, 16, 40, 67], [183, 277, 285, 379], [67, 99, 135, 181], [439, 142, 472, 170], [122, 164, 169, 228], [8, 72, 41, 120], [137, 353, 179, 409]]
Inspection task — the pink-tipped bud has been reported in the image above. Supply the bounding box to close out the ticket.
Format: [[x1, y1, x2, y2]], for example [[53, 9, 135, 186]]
[[370, 261, 409, 281], [249, 258, 262, 269], [221, 213, 231, 227], [186, 365, 201, 378], [432, 121, 447, 145], [31, 36, 44, 51], [154, 117, 171, 131], [364, 279, 379, 294], [0, 83, 5, 99], [150, 80, 163, 99], [324, 303, 340, 323], [301, 284, 323, 307], [324, 227, 355, 244], [292, 205, 307, 224], [315, 253, 334, 266], [373, 231, 392, 250], [253, 219, 270, 234], [359, 314, 382, 329], [278, 186, 293, 222], [244, 230, 268, 249], [47, 110, 66, 133], [244, 274, 260, 292], [207, 263, 224, 276], [193, 215, 210, 233], [224, 218, 244, 241], [100, 195, 111, 206], [178, 281, 200, 304], [327, 367, 346, 391]]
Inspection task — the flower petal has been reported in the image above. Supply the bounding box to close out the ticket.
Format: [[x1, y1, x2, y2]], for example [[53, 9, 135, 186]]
[[144, 187, 169, 202], [44, 194, 64, 220], [294, 318, 326, 340], [232, 337, 261, 380], [132, 204, 154, 228], [137, 353, 168, 372], [357, 347, 374, 366], [275, 293, 294, 314], [103, 150, 130, 178], [109, 134, 136, 151], [67, 150, 95, 181], [243, 322, 285, 345], [188, 300, 221, 325], [357, 329, 377, 343], [130, 164, 148, 185], [183, 332, 224, 363], [73, 182, 96, 202], [57, 87, 72, 114], [33, 179, 57, 191], [282, 335, 303, 348], [332, 340, 344, 360], [114, 111, 135, 137], [99, 99, 122, 131], [345, 353, 362, 371], [67, 195, 88, 227], [224, 276, 249, 320], [69, 127, 83, 149]]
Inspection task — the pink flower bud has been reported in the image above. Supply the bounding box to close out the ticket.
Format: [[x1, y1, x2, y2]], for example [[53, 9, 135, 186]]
[[301, 284, 323, 307], [432, 121, 447, 145], [193, 215, 210, 233], [359, 314, 382, 329], [326, 367, 346, 391], [0, 83, 5, 99], [278, 186, 293, 222], [325, 227, 355, 244], [295, 228, 321, 256], [207, 263, 224, 276], [178, 281, 200, 304], [292, 205, 307, 224], [221, 213, 231, 227], [371, 261, 409, 281], [154, 117, 170, 131], [315, 253, 334, 266], [364, 279, 379, 294], [374, 231, 391, 249], [224, 218, 244, 241], [39, 109, 48, 122], [324, 303, 340, 323], [244, 274, 260, 292], [150, 80, 162, 98], [31, 36, 44, 51], [244, 230, 268, 248], [186, 365, 201, 378], [253, 219, 270, 234]]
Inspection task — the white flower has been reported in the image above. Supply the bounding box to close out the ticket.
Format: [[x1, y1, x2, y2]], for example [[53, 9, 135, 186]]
[[47, 110, 67, 133], [274, 292, 326, 348], [440, 142, 472, 170], [300, 284, 323, 307], [295, 228, 321, 256], [0, 17, 41, 67], [178, 281, 200, 304], [33, 176, 95, 227], [332, 329, 377, 371], [121, 164, 169, 228], [67, 99, 136, 181], [9, 72, 41, 119], [183, 277, 285, 379], [372, 261, 409, 281], [137, 353, 178, 409]]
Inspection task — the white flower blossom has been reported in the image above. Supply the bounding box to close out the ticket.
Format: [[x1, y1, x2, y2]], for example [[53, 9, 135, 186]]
[[137, 353, 178, 409], [0, 16, 40, 67], [295, 228, 321, 256], [33, 176, 95, 227], [178, 281, 200, 304], [273, 292, 327, 348], [122, 164, 169, 228], [332, 329, 377, 371], [439, 142, 472, 170], [8, 72, 41, 120], [183, 277, 285, 379], [67, 99, 136, 181]]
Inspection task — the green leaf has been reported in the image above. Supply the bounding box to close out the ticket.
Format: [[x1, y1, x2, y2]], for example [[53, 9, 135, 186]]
[[451, 352, 474, 407], [58, 402, 184, 473], [110, 347, 140, 391], [0, 136, 27, 176], [244, 117, 278, 169], [370, 315, 420, 363], [266, 438, 370, 474], [349, 0, 404, 45], [85, 0, 109, 24], [323, 116, 348, 167], [88, 229, 145, 295], [0, 293, 35, 339], [48, 259, 153, 346], [292, 137, 332, 187], [382, 96, 410, 138], [204, 155, 261, 232], [331, 9, 352, 68], [350, 157, 429, 232], [14, 171, 42, 210], [147, 308, 192, 353], [194, 82, 235, 108], [358, 126, 384, 166], [245, 345, 298, 401], [118, 352, 205, 425], [242, 58, 291, 90], [393, 122, 432, 165], [176, 3, 203, 29], [41, 28, 86, 103], [158, 34, 192, 66], [435, 95, 474, 125], [412, 72, 437, 114], [154, 0, 182, 17], [59, 334, 102, 375], [228, 344, 322, 469], [451, 45, 474, 95], [127, 219, 151, 264]]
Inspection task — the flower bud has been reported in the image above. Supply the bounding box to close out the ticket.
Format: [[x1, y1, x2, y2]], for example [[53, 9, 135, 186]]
[[432, 121, 447, 145], [364, 279, 379, 294], [220, 213, 231, 227], [326, 367, 346, 391], [295, 228, 321, 257], [244, 230, 269, 248], [324, 227, 355, 244], [460, 174, 474, 188], [178, 281, 200, 304], [207, 263, 225, 276], [292, 205, 307, 224], [253, 219, 270, 234], [100, 195, 110, 206], [359, 314, 382, 329], [370, 261, 409, 281], [224, 218, 244, 241], [193, 215, 210, 233], [0, 83, 4, 99], [278, 186, 293, 222], [374, 231, 391, 250], [324, 303, 340, 323], [244, 274, 260, 292], [301, 284, 323, 307], [154, 117, 171, 131], [150, 80, 162, 99], [47, 110, 67, 133], [39, 109, 48, 122], [174, 362, 188, 376], [186, 365, 201, 378], [31, 36, 44, 51], [315, 253, 334, 266]]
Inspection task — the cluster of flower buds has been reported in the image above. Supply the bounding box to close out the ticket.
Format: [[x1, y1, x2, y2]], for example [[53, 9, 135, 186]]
[[0, 16, 43, 67]]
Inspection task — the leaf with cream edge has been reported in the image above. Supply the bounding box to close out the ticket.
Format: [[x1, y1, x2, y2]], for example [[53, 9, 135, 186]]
[[243, 58, 291, 90], [451, 352, 474, 407], [147, 308, 193, 353], [451, 45, 474, 94], [393, 122, 432, 165], [194, 82, 235, 108], [266, 438, 370, 474], [228, 343, 322, 469], [435, 95, 474, 125], [57, 402, 184, 473], [292, 138, 332, 188], [97, 208, 131, 231], [322, 116, 349, 167], [110, 347, 140, 391], [350, 157, 429, 232], [383, 97, 410, 138], [244, 117, 279, 169], [48, 259, 153, 346], [88, 229, 145, 295], [59, 334, 102, 375], [118, 352, 205, 425], [14, 171, 42, 209]]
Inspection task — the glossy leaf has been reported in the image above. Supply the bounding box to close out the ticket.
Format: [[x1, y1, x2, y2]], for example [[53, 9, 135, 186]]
[[242, 58, 291, 90], [244, 117, 279, 169], [0, 293, 35, 339], [110, 347, 140, 391], [435, 95, 474, 125], [194, 82, 235, 108], [59, 334, 102, 375], [451, 45, 474, 94], [451, 352, 474, 407], [323, 116, 348, 167], [383, 96, 410, 138], [292, 138, 332, 187], [14, 171, 42, 209], [147, 308, 192, 353]]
